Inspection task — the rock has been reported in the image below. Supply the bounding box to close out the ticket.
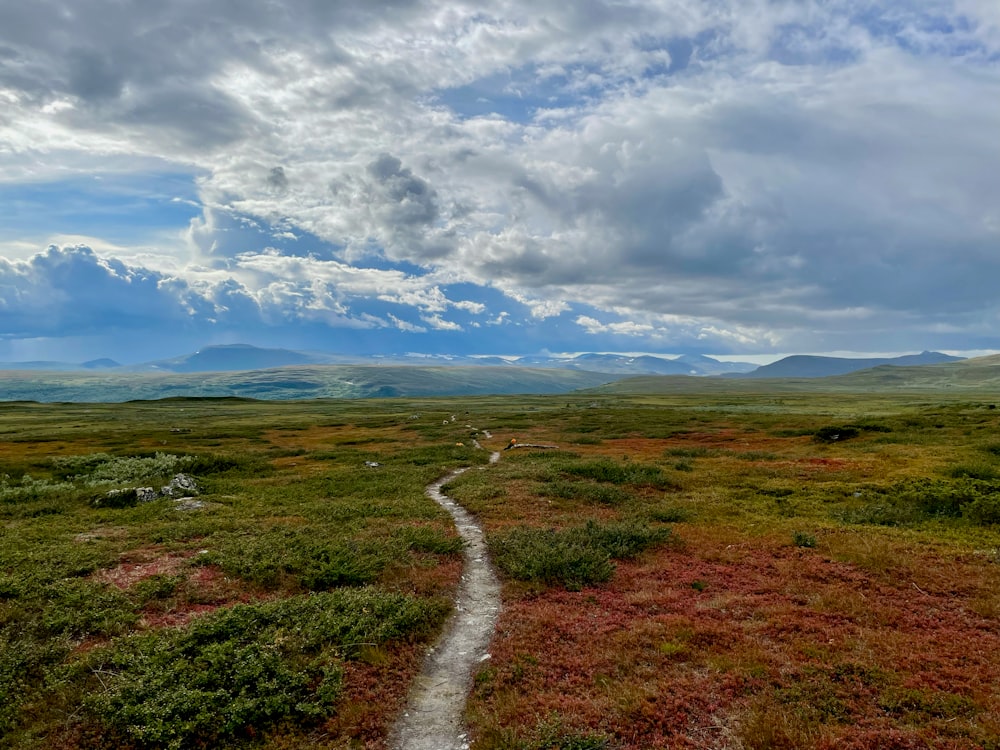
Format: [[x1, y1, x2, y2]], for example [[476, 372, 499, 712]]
[[136, 487, 158, 503], [98, 474, 198, 508], [173, 498, 205, 511], [97, 486, 157, 508], [162, 473, 199, 496]]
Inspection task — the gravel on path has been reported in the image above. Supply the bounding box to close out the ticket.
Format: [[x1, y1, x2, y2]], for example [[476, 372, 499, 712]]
[[388, 451, 502, 750]]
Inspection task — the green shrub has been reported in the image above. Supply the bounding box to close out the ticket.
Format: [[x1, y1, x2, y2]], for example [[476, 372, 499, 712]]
[[665, 447, 714, 458], [539, 480, 632, 506], [964, 494, 1000, 525], [213, 530, 391, 590], [575, 519, 672, 559], [0, 629, 69, 737], [52, 452, 192, 485], [184, 452, 271, 477], [560, 460, 673, 488], [40, 579, 138, 637], [649, 506, 691, 523], [814, 426, 860, 443], [492, 528, 614, 591], [533, 717, 612, 749], [0, 475, 76, 503], [394, 525, 463, 554], [877, 688, 977, 719], [792, 531, 818, 548], [82, 589, 448, 748], [837, 478, 1000, 527], [948, 461, 999, 480], [491, 520, 671, 591], [131, 574, 183, 606]]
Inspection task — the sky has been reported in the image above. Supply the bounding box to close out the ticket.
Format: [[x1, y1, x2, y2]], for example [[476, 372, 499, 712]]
[[2, 1, 1000, 365]]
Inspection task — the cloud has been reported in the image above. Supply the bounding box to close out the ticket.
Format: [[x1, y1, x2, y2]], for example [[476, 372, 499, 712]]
[[576, 316, 655, 337], [0, 245, 220, 336], [3, 2, 1000, 359]]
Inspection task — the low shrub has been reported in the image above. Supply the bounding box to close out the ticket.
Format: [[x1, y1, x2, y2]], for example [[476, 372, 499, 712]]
[[52, 452, 192, 485], [213, 529, 392, 590], [948, 461, 999, 480], [492, 528, 614, 590], [792, 531, 818, 548], [0, 475, 77, 504], [649, 506, 691, 523], [877, 688, 977, 720], [664, 447, 715, 458], [538, 480, 632, 506], [394, 524, 464, 554], [837, 477, 1000, 527], [40, 579, 138, 638], [814, 426, 860, 443], [560, 459, 672, 487], [491, 520, 671, 591], [81, 589, 449, 748]]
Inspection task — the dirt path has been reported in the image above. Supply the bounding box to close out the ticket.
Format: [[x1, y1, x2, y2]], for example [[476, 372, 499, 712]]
[[389, 450, 502, 750]]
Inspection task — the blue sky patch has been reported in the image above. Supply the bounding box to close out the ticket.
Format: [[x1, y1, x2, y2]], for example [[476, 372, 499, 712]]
[[0, 172, 202, 245]]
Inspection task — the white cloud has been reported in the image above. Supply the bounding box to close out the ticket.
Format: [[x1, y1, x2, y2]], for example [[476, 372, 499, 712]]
[[3, 2, 1000, 357], [421, 313, 463, 331], [575, 316, 655, 337]]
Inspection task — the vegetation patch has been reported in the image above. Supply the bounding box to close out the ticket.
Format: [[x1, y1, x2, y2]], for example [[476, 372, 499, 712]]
[[838, 477, 1000, 527], [813, 425, 860, 443], [79, 589, 448, 748], [490, 520, 672, 590], [559, 459, 676, 489]]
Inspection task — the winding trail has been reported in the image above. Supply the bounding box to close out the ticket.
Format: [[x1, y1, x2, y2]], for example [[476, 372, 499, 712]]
[[389, 449, 502, 750]]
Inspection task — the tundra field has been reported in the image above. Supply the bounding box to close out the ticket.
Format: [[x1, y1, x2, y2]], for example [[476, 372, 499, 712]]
[[0, 392, 998, 749]]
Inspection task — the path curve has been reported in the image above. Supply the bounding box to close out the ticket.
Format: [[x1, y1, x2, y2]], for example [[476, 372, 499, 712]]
[[388, 450, 502, 750]]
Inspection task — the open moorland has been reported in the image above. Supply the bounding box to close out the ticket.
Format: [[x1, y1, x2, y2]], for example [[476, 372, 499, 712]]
[[1, 390, 999, 749]]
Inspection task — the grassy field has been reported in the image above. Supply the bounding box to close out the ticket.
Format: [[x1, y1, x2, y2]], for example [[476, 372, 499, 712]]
[[1, 392, 998, 748]]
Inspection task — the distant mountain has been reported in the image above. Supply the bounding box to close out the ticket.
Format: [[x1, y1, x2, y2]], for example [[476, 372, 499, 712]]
[[673, 353, 757, 375], [81, 358, 121, 369], [555, 353, 693, 375], [131, 345, 756, 377], [0, 365, 615, 403], [591, 352, 1000, 395], [510, 352, 755, 376], [734, 351, 963, 379], [140, 344, 329, 372]]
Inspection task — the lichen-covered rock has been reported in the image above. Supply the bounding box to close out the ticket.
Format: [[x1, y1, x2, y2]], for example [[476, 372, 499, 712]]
[[162, 473, 199, 496], [97, 486, 157, 508], [97, 475, 198, 509]]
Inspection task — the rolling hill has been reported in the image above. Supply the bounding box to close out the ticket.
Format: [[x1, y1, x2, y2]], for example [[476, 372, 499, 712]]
[[732, 351, 963, 378], [591, 353, 1000, 395], [0, 365, 615, 403]]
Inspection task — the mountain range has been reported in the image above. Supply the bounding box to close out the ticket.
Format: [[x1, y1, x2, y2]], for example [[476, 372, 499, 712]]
[[1, 345, 989, 403], [729, 351, 964, 378], [0, 344, 757, 376]]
